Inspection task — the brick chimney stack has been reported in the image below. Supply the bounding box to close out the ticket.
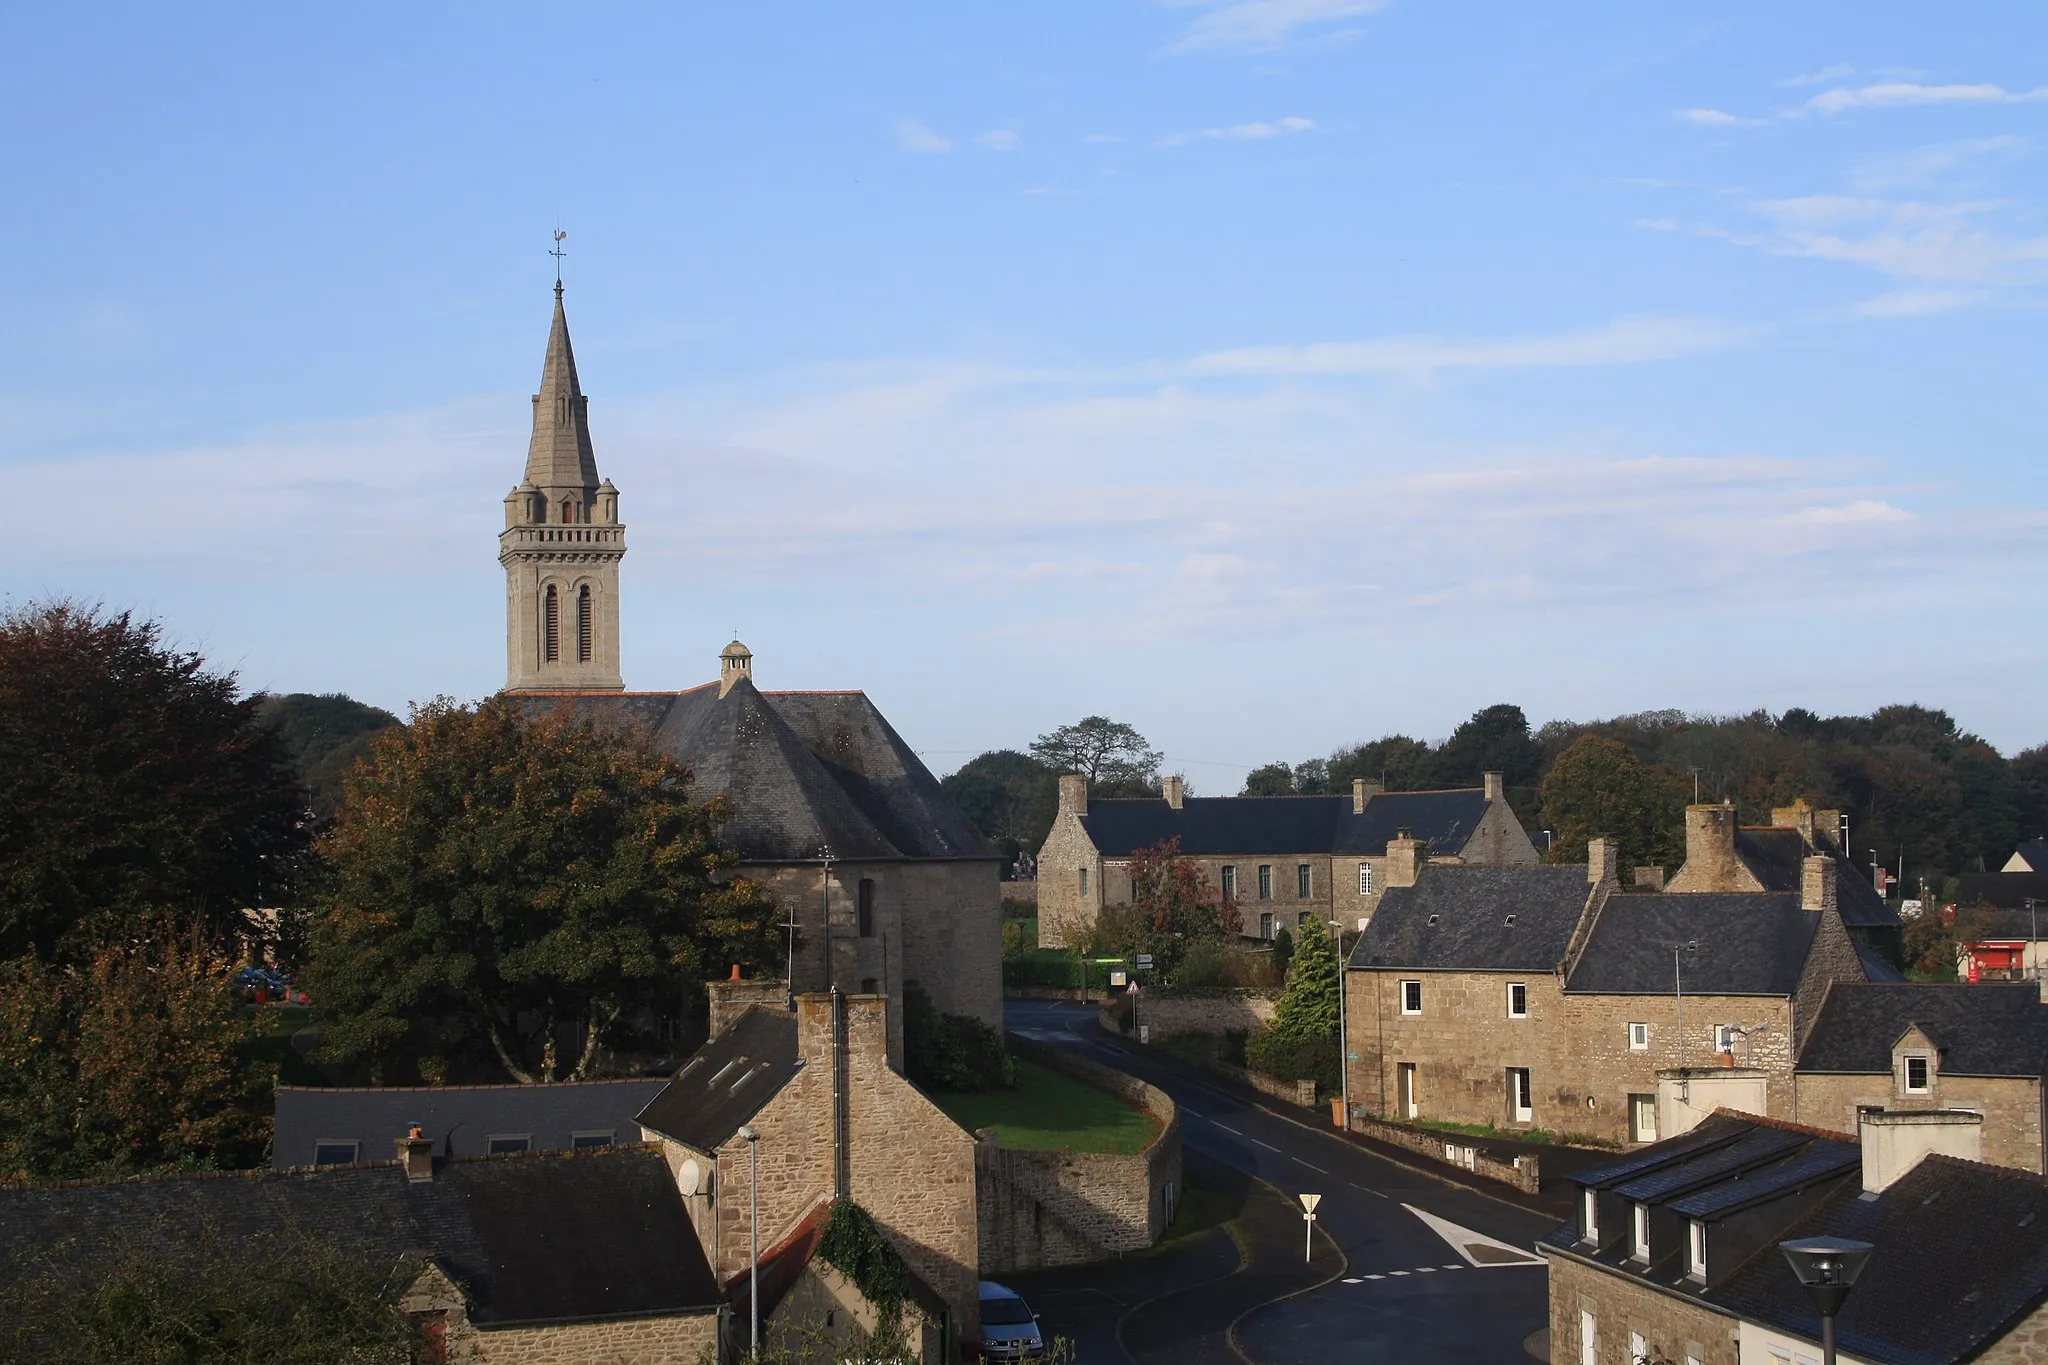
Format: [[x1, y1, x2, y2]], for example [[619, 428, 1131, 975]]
[[1666, 802, 1759, 893], [1163, 775, 1185, 810], [396, 1126, 434, 1182], [1386, 829, 1421, 888], [1801, 855, 1838, 913], [1587, 837, 1620, 886], [1352, 777, 1382, 814]]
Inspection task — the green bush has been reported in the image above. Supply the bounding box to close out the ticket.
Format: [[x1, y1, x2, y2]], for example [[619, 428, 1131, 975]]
[[903, 983, 1015, 1091], [1243, 1028, 1339, 1093]]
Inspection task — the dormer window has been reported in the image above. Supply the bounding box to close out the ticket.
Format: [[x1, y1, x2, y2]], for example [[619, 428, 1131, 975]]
[[1581, 1189, 1599, 1244], [1687, 1219, 1706, 1280], [1631, 1203, 1650, 1261], [1905, 1053, 1932, 1093]]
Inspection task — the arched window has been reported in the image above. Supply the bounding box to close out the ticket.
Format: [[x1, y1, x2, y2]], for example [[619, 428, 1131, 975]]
[[543, 586, 560, 663], [576, 586, 593, 663]]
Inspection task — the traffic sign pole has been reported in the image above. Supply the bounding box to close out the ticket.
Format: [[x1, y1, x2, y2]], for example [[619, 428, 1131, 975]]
[[1297, 1192, 1322, 1262]]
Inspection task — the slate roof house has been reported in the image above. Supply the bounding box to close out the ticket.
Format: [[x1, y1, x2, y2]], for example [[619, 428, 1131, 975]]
[[272, 1076, 669, 1170], [0, 1145, 724, 1363], [1795, 981, 2048, 1173], [1036, 770, 1538, 949], [497, 285, 1002, 1061], [1542, 1108, 2048, 1365], [1345, 810, 1875, 1147]]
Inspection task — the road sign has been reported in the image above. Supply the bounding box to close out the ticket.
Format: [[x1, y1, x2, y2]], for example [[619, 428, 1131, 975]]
[[1297, 1192, 1321, 1214], [1135, 954, 1154, 969], [1109, 970, 1127, 988], [1298, 1192, 1321, 1261]]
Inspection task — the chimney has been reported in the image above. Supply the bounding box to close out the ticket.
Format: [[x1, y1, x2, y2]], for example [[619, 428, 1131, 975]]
[[1352, 777, 1382, 814], [1058, 773, 1088, 817], [1860, 1109, 1982, 1193], [1801, 855, 1837, 913], [1668, 802, 1750, 893], [1386, 829, 1421, 889], [1633, 866, 1666, 892], [396, 1126, 434, 1182], [718, 640, 754, 698], [1587, 837, 1620, 886], [707, 972, 789, 1036], [1772, 800, 1818, 849], [1483, 771, 1504, 802], [1813, 809, 1843, 852], [1163, 775, 1185, 810]]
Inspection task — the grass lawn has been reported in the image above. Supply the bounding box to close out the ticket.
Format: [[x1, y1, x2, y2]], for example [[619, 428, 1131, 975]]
[[933, 1058, 1161, 1154]]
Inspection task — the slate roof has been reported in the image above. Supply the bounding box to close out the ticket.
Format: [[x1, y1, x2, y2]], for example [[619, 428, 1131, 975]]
[[1565, 892, 1820, 995], [1959, 872, 2048, 912], [519, 679, 994, 865], [272, 1078, 669, 1170], [635, 1005, 803, 1153], [1735, 829, 1898, 929], [2011, 838, 2048, 873], [1856, 944, 1907, 983], [1347, 865, 1594, 972], [1080, 788, 1496, 860], [1796, 982, 2048, 1078], [1713, 1155, 2048, 1365], [0, 1147, 720, 1328]]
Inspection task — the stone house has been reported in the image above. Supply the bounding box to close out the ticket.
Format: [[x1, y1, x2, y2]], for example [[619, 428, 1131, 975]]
[[0, 1143, 725, 1364], [1346, 819, 1872, 1146], [1543, 1108, 2048, 1365], [1794, 980, 2048, 1173], [633, 985, 982, 1357], [497, 286, 1003, 1056], [1037, 770, 1537, 950]]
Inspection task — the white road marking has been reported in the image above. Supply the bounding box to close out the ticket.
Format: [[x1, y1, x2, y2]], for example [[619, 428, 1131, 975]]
[[1252, 1138, 1282, 1152], [1365, 1274, 1385, 1280], [1442, 1265, 1464, 1271], [1341, 1278, 1363, 1284], [1216, 1123, 1242, 1135], [1350, 1183, 1390, 1200], [1296, 1159, 1329, 1173], [1388, 1270, 1410, 1276], [1415, 1267, 1435, 1273], [1401, 1203, 1546, 1268]]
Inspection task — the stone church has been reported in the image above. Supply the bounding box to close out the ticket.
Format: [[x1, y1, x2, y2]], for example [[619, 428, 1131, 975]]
[[500, 284, 1003, 1056]]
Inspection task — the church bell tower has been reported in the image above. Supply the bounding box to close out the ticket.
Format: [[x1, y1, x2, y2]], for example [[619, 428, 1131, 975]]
[[500, 281, 626, 692]]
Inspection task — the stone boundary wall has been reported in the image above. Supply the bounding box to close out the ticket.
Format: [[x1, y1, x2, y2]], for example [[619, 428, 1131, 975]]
[[999, 881, 1038, 907], [1344, 1112, 1542, 1195], [1097, 1007, 1316, 1108], [975, 1036, 1183, 1273], [1123, 989, 1279, 1040]]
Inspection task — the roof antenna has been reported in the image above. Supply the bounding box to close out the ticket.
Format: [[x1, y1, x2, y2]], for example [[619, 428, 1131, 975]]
[[550, 228, 568, 297]]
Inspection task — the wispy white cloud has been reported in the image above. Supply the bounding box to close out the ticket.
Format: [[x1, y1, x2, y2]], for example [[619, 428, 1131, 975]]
[[1853, 288, 1988, 318], [1633, 217, 1680, 232], [1782, 499, 1915, 526], [1750, 196, 2048, 285], [976, 129, 1019, 151], [1782, 64, 1858, 88], [894, 119, 953, 153], [1851, 135, 2027, 192], [1674, 107, 1762, 128], [1806, 81, 2048, 115], [1188, 316, 1757, 376], [1157, 115, 1314, 147], [1162, 0, 1392, 55]]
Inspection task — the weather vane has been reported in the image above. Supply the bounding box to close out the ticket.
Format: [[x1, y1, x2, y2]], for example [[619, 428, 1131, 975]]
[[550, 229, 568, 290]]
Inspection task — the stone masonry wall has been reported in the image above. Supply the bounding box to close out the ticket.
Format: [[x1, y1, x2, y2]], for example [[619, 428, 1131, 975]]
[[1121, 990, 1279, 1041], [1790, 911, 1865, 1052], [1346, 966, 1800, 1145], [977, 1036, 1182, 1273], [1035, 803, 1098, 950], [472, 1315, 719, 1365], [1974, 1294, 2048, 1364], [1549, 1249, 1741, 1365], [1795, 1071, 2044, 1172]]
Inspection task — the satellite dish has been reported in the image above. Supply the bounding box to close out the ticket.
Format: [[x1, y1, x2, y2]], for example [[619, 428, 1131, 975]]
[[678, 1157, 702, 1195]]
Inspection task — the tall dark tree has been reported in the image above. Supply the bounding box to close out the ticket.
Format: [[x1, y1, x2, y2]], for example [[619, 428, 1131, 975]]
[[0, 601, 307, 960], [1428, 703, 1544, 792], [1326, 735, 1436, 792], [1241, 762, 1297, 797], [257, 692, 401, 818], [307, 696, 779, 1083], [1538, 736, 1690, 872], [1029, 716, 1163, 794], [940, 750, 1058, 871], [2015, 745, 2048, 845]]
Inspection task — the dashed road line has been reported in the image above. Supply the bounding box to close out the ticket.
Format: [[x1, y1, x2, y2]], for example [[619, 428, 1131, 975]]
[[1252, 1138, 1282, 1152], [1295, 1159, 1329, 1174], [1216, 1123, 1242, 1135]]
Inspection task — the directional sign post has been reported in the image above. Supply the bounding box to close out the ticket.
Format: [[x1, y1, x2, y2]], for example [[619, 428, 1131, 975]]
[[1134, 953, 1154, 971], [1297, 1192, 1322, 1263]]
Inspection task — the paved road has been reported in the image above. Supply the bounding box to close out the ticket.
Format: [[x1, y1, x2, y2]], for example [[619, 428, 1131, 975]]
[[1006, 1000, 1556, 1365]]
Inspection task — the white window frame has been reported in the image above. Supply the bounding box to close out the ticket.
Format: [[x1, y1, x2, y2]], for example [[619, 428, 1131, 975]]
[[1298, 863, 1312, 898], [1629, 1021, 1650, 1051], [1507, 981, 1529, 1018], [571, 1130, 616, 1150], [1079, 867, 1089, 898], [1581, 1188, 1599, 1244], [1401, 980, 1423, 1015], [1221, 865, 1237, 900], [1259, 911, 1275, 940], [1358, 863, 1375, 896], [1631, 1332, 1648, 1364], [1714, 1024, 1737, 1054], [1258, 864, 1273, 900], [1631, 1202, 1650, 1261], [1580, 1310, 1598, 1365], [487, 1133, 533, 1155], [313, 1139, 360, 1166], [1509, 1067, 1533, 1123], [1687, 1219, 1707, 1280], [1904, 1053, 1932, 1094]]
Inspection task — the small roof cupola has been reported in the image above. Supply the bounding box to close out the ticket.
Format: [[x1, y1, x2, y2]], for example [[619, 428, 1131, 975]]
[[719, 640, 754, 698]]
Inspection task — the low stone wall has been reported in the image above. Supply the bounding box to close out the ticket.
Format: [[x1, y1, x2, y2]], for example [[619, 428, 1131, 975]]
[[1119, 989, 1278, 1040], [1345, 1112, 1542, 1195], [472, 1311, 720, 1364], [976, 1036, 1183, 1273], [999, 881, 1038, 908], [1206, 1058, 1320, 1110]]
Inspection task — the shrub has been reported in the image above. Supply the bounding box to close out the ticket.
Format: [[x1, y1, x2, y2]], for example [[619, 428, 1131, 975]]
[[903, 983, 1015, 1091], [1243, 1028, 1339, 1093]]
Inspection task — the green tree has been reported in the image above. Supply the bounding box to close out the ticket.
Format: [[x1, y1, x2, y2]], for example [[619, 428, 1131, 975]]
[[940, 749, 1058, 871], [306, 696, 778, 1083], [0, 921, 271, 1181], [1326, 735, 1436, 792], [1242, 762, 1297, 797], [1428, 703, 1543, 792], [1030, 716, 1163, 793], [1084, 838, 1241, 981], [257, 692, 401, 819], [0, 601, 307, 961], [2016, 745, 2048, 845], [1270, 918, 1339, 1041], [1538, 736, 1690, 872]]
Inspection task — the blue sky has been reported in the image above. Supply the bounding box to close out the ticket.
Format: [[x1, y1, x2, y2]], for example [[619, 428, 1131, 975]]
[[3, 2, 2045, 785]]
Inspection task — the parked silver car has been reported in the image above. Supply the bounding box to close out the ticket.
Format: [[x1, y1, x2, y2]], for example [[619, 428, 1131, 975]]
[[977, 1281, 1045, 1360]]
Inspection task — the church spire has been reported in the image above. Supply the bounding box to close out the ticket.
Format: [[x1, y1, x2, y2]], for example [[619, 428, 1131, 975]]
[[524, 282, 601, 492]]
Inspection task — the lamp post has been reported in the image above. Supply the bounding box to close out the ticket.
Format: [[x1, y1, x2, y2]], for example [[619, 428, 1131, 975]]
[[1329, 920, 1349, 1130], [1780, 1236, 1874, 1365], [739, 1124, 761, 1359]]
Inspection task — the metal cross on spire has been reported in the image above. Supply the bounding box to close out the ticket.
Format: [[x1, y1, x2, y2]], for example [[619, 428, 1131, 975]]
[[550, 229, 568, 296]]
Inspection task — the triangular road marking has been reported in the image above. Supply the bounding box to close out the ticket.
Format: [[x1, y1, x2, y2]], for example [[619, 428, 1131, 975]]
[[1402, 1204, 1544, 1267]]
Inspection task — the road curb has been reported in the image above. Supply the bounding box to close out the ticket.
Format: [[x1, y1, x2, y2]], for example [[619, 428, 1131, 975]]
[[1222, 1211, 1348, 1365], [1109, 1223, 1245, 1365]]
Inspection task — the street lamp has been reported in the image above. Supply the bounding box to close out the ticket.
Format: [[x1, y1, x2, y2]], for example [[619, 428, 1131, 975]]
[[1780, 1236, 1874, 1365], [1329, 920, 1349, 1131], [739, 1124, 761, 1359]]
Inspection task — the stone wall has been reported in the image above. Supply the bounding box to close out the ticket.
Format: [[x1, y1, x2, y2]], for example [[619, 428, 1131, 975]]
[[1548, 1248, 1741, 1365], [472, 1314, 720, 1365], [1795, 1071, 2045, 1172], [1035, 785, 1098, 950], [976, 1036, 1182, 1272], [1790, 911, 1864, 1051], [1974, 1295, 2048, 1364], [1345, 966, 1804, 1146], [1346, 1112, 1541, 1195], [1119, 989, 1279, 1041]]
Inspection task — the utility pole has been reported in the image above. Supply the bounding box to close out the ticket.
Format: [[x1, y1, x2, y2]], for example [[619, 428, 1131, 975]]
[[1330, 920, 1350, 1130]]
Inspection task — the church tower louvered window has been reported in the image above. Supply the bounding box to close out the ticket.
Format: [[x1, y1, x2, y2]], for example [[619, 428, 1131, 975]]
[[500, 277, 626, 691]]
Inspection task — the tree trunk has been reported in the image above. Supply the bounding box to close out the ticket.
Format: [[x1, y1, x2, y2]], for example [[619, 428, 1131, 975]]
[[484, 1020, 537, 1085], [569, 1001, 618, 1080]]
